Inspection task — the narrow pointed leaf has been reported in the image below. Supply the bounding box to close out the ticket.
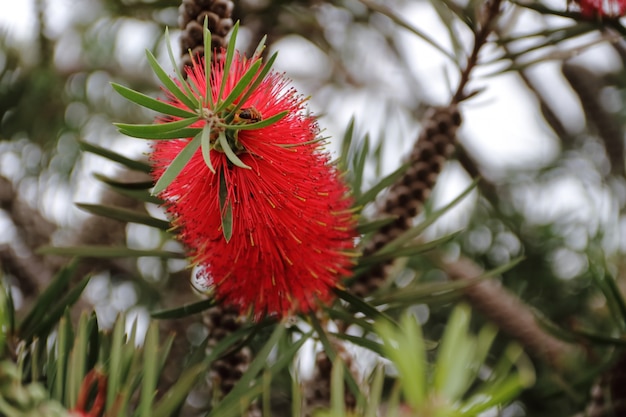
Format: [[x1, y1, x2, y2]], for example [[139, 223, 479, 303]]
[[219, 169, 234, 242], [252, 35, 267, 60], [215, 60, 263, 113], [75, 203, 170, 230], [118, 127, 202, 140], [357, 216, 396, 235], [309, 315, 361, 399], [37, 245, 183, 259], [217, 21, 240, 104], [218, 131, 251, 169], [114, 117, 198, 136], [152, 363, 208, 417], [151, 298, 216, 319], [203, 18, 213, 107], [165, 27, 199, 100], [210, 324, 286, 417], [93, 173, 153, 190], [111, 83, 197, 119], [146, 49, 199, 110], [19, 260, 78, 338], [24, 275, 91, 342], [153, 133, 202, 195], [139, 323, 159, 417], [339, 118, 356, 172], [356, 162, 410, 207], [225, 110, 288, 130], [232, 52, 278, 109], [200, 121, 215, 173]]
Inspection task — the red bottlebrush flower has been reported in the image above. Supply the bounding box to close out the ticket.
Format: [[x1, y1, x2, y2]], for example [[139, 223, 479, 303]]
[[572, 0, 626, 17], [151, 52, 357, 320]]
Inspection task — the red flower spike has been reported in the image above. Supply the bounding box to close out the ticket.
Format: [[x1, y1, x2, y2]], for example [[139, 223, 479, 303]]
[[571, 0, 626, 17], [151, 52, 357, 320]]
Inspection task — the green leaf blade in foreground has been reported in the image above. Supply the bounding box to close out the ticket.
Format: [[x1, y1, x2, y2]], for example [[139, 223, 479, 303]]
[[111, 83, 197, 119], [18, 260, 78, 338], [153, 133, 202, 195]]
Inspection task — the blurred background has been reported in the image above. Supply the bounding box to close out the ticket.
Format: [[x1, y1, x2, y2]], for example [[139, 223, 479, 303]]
[[2, 0, 626, 415]]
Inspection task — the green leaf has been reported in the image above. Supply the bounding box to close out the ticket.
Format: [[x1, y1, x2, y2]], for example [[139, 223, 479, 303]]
[[329, 332, 386, 356], [151, 298, 216, 319], [111, 83, 197, 119], [338, 118, 356, 173], [359, 231, 461, 267], [24, 276, 91, 342], [200, 121, 216, 173], [381, 179, 478, 254], [67, 313, 90, 408], [93, 173, 153, 190], [434, 304, 474, 401], [19, 259, 78, 339], [365, 366, 385, 417], [75, 203, 171, 230], [203, 18, 213, 107], [370, 278, 482, 307], [356, 162, 410, 208], [352, 133, 370, 198], [252, 35, 267, 60], [152, 363, 208, 417], [114, 117, 199, 138], [79, 141, 152, 173], [107, 314, 126, 410], [309, 315, 361, 400], [235, 52, 279, 110], [330, 358, 345, 415], [146, 49, 199, 111], [209, 324, 286, 417], [118, 127, 202, 140], [218, 131, 251, 170], [139, 323, 159, 417], [165, 27, 200, 102], [217, 21, 240, 105], [360, 0, 457, 65], [37, 245, 183, 259], [224, 110, 288, 130], [153, 133, 202, 195], [357, 216, 396, 235], [215, 60, 263, 113], [333, 288, 397, 326], [376, 314, 426, 409], [219, 170, 234, 242]]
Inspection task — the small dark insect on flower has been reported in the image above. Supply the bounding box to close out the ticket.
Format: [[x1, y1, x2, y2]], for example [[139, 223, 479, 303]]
[[236, 106, 263, 123]]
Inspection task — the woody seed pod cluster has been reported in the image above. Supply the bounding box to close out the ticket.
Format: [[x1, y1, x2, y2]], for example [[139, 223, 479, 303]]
[[351, 105, 462, 298], [178, 0, 234, 70], [203, 306, 253, 395], [304, 342, 358, 416]]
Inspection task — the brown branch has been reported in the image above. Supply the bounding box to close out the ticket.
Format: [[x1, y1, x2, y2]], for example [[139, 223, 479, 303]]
[[452, 0, 503, 104], [446, 257, 579, 367]]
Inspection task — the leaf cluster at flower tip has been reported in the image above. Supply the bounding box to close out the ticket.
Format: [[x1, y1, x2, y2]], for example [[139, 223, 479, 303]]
[[112, 19, 286, 195]]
